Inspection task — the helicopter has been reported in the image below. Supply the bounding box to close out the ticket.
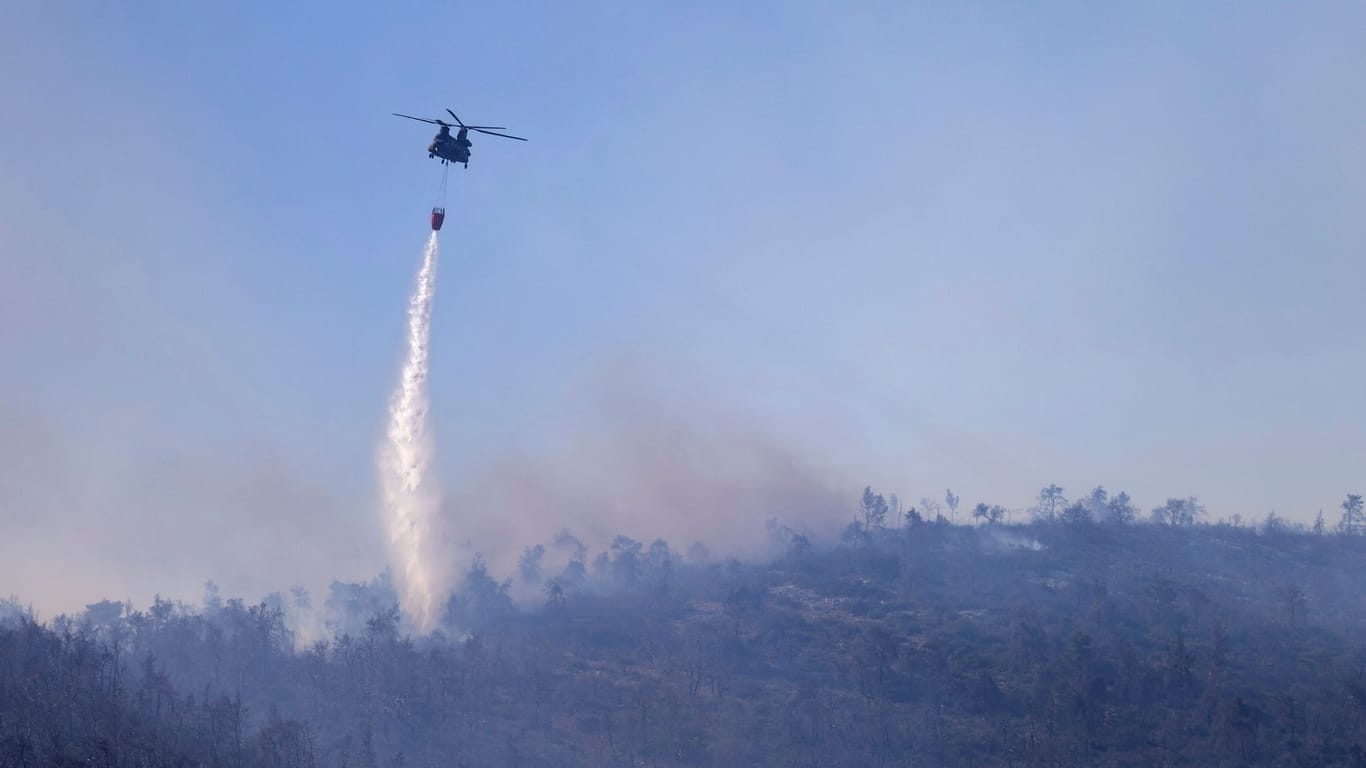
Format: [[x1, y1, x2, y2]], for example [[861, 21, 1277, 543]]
[[392, 108, 526, 167]]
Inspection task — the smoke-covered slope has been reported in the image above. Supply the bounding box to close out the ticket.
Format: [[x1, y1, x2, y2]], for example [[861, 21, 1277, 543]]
[[5, 519, 1366, 767]]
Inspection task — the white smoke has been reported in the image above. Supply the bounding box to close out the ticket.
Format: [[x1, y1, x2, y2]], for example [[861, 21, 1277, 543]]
[[380, 232, 441, 631]]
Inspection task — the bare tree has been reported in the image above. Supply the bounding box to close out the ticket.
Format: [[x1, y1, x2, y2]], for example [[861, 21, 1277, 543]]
[[1152, 497, 1205, 526], [1033, 484, 1068, 522], [945, 489, 960, 523], [1340, 494, 1364, 536]]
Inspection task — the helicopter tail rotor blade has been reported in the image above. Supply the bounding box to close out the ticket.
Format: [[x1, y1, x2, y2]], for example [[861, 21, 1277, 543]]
[[471, 128, 528, 141]]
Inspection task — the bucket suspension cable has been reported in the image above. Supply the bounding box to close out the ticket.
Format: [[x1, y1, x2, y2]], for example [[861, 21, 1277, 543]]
[[430, 165, 449, 231], [436, 164, 449, 207]]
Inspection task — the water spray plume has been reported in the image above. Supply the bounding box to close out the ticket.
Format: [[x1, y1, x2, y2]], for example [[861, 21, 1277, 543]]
[[381, 232, 441, 631]]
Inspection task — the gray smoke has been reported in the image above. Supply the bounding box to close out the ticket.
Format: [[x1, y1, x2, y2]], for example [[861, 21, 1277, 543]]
[[433, 366, 854, 581]]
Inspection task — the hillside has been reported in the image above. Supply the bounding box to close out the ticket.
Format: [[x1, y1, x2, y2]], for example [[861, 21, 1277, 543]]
[[5, 515, 1366, 767]]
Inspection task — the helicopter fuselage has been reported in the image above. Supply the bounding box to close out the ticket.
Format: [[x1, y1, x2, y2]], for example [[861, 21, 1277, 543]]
[[428, 126, 472, 166]]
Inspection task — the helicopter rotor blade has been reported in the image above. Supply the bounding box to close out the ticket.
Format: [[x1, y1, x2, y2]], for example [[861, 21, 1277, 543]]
[[392, 113, 444, 125], [471, 128, 528, 141], [445, 109, 466, 128]]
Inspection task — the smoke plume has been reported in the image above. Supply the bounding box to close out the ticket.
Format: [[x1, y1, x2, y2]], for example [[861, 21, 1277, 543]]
[[431, 361, 855, 582], [381, 232, 441, 631]]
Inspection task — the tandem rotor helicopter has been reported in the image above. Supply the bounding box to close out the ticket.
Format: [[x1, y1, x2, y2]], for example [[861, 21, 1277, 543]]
[[392, 108, 526, 168], [393, 108, 525, 231]]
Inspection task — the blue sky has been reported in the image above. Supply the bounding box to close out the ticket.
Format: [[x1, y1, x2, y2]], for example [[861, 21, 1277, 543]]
[[2, 2, 1363, 613]]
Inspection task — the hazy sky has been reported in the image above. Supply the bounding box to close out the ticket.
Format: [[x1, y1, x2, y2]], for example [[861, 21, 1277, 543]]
[[2, 2, 1363, 615]]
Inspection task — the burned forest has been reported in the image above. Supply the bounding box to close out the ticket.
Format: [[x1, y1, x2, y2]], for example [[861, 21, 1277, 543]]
[[6, 493, 1366, 767]]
